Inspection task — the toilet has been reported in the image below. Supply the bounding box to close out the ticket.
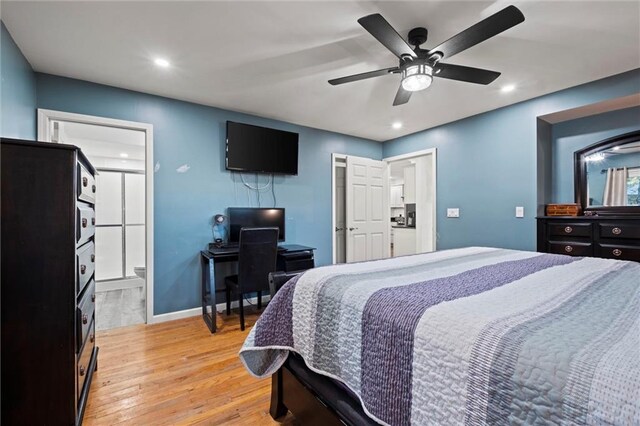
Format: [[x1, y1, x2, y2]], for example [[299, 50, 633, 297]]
[[133, 266, 146, 280]]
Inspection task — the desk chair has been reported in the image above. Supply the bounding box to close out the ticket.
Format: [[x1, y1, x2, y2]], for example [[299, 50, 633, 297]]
[[224, 227, 279, 331]]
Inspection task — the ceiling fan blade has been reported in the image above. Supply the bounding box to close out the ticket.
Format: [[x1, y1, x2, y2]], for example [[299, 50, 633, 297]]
[[434, 63, 501, 84], [358, 14, 417, 59], [428, 5, 524, 59], [393, 85, 412, 106], [328, 67, 399, 85]]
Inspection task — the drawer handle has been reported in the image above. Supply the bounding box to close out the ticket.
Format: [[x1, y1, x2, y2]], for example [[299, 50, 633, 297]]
[[91, 254, 95, 263], [80, 265, 86, 274], [79, 365, 85, 376], [91, 217, 96, 226], [612, 227, 622, 235], [82, 313, 88, 324], [92, 184, 96, 193], [91, 293, 96, 303], [90, 334, 95, 343], [82, 177, 88, 187], [564, 226, 573, 233], [82, 218, 87, 228], [564, 245, 573, 253], [613, 249, 622, 257]]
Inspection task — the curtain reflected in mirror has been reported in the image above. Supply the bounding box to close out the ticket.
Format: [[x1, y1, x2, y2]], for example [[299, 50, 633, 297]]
[[586, 140, 640, 207]]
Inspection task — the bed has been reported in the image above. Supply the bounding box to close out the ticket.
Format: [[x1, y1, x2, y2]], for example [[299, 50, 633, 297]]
[[240, 247, 640, 425]]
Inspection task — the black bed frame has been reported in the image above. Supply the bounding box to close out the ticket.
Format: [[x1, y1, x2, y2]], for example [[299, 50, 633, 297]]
[[270, 353, 379, 426]]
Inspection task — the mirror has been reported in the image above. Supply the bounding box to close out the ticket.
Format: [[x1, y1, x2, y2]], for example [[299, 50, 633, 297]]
[[575, 131, 640, 214], [585, 141, 640, 207]]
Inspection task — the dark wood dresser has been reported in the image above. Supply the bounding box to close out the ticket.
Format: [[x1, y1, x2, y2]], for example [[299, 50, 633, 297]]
[[1, 138, 99, 425], [537, 216, 640, 262]]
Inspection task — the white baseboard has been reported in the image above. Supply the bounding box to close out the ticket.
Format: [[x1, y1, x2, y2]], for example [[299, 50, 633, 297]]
[[96, 277, 144, 293], [150, 294, 271, 324]]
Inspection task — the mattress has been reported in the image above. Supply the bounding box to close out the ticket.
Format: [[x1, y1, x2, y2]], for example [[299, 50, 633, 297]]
[[240, 247, 640, 425]]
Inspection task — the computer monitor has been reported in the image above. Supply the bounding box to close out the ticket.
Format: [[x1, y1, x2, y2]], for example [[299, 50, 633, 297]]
[[228, 207, 285, 244]]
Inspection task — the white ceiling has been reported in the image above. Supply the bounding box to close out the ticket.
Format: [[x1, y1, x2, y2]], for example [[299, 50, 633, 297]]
[[57, 121, 145, 163], [3, 1, 639, 141]]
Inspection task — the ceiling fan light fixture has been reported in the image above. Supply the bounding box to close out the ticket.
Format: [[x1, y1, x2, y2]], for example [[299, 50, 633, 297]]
[[401, 64, 433, 92]]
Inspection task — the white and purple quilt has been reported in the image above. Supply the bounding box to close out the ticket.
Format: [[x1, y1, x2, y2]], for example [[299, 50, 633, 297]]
[[239, 247, 640, 425]]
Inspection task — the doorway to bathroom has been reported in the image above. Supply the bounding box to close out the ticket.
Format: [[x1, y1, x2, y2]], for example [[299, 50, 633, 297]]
[[94, 168, 146, 329], [38, 109, 153, 329]]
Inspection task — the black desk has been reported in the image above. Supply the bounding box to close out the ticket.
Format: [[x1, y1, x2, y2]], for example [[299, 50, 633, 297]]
[[200, 244, 315, 333]]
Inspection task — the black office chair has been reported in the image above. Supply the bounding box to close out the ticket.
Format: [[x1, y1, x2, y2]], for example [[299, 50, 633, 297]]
[[225, 227, 279, 331]]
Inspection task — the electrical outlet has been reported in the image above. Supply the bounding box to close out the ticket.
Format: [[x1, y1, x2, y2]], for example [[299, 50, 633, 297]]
[[516, 206, 524, 218], [447, 208, 460, 218]]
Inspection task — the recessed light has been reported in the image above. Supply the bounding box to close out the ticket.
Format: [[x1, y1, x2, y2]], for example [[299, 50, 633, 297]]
[[501, 84, 516, 93], [120, 153, 129, 158], [154, 58, 170, 68], [392, 122, 403, 129], [613, 146, 620, 151]]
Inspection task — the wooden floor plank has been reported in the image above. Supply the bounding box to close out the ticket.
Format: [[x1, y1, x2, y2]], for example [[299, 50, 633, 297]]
[[84, 310, 296, 425]]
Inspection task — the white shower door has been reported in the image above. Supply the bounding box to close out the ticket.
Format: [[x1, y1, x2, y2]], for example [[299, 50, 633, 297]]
[[95, 170, 145, 281]]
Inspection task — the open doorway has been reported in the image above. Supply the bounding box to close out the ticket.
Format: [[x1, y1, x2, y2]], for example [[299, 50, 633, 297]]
[[332, 149, 436, 264], [386, 149, 437, 257], [38, 109, 153, 328]]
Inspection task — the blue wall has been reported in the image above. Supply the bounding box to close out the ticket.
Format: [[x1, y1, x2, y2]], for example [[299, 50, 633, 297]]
[[35, 73, 382, 315], [551, 106, 640, 204], [0, 22, 36, 139], [4, 22, 639, 314], [383, 69, 640, 251]]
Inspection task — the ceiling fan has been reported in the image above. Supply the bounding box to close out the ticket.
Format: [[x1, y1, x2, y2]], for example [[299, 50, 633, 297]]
[[328, 6, 525, 106]]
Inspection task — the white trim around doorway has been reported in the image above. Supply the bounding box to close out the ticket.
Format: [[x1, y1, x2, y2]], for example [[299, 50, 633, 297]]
[[384, 148, 437, 252], [331, 153, 347, 264], [37, 109, 156, 324]]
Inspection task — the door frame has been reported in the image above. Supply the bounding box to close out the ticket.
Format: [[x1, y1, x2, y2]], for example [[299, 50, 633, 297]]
[[331, 153, 347, 264], [37, 109, 155, 324], [384, 148, 437, 251]]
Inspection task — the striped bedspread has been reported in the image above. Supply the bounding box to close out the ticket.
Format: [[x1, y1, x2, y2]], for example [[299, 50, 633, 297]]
[[239, 247, 640, 425]]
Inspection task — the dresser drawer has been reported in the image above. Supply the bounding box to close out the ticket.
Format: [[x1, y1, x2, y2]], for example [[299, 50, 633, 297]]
[[77, 318, 95, 400], [548, 241, 592, 257], [548, 222, 592, 238], [599, 223, 640, 240], [78, 164, 96, 204], [77, 242, 95, 294], [77, 203, 95, 246], [77, 279, 95, 351], [597, 244, 640, 262]]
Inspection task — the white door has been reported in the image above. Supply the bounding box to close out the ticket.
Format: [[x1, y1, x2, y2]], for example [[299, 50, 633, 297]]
[[335, 166, 347, 263], [346, 155, 390, 262]]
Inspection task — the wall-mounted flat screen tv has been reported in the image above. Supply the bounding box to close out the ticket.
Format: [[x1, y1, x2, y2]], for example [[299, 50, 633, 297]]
[[226, 121, 299, 175]]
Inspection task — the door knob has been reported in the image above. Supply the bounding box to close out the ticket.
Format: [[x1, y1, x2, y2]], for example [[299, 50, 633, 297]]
[[348, 227, 359, 231]]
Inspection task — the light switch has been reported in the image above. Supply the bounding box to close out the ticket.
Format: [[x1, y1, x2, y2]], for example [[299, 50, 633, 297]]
[[516, 206, 524, 218], [447, 208, 460, 218]]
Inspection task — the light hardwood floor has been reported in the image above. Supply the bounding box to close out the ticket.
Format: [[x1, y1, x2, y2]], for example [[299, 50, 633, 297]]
[[85, 308, 295, 425]]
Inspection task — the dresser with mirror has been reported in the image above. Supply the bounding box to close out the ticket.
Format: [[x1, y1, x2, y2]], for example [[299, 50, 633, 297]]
[[537, 130, 640, 262]]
